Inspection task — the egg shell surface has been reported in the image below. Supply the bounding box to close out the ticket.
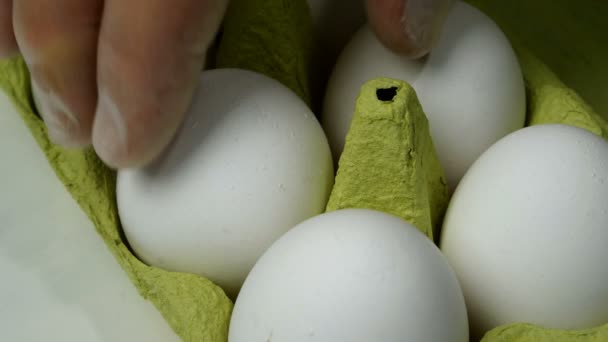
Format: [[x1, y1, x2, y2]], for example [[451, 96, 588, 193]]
[[322, 0, 526, 190], [440, 124, 608, 339], [229, 209, 469, 342], [116, 68, 334, 298]]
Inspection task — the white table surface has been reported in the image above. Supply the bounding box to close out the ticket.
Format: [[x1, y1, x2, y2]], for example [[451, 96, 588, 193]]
[[0, 91, 180, 342]]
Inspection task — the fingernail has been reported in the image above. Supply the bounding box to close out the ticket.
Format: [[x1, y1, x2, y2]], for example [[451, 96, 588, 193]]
[[92, 90, 129, 167], [31, 77, 82, 147], [402, 0, 453, 57]]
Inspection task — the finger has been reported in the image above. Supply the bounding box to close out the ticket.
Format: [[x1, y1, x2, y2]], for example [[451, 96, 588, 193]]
[[13, 0, 102, 147], [93, 0, 228, 168], [0, 0, 17, 58], [366, 0, 453, 58]]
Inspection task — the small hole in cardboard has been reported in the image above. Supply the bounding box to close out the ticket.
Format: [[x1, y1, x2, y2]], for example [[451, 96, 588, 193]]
[[376, 87, 398, 102]]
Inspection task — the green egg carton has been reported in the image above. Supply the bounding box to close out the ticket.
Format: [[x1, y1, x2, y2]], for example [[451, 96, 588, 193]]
[[0, 0, 607, 341]]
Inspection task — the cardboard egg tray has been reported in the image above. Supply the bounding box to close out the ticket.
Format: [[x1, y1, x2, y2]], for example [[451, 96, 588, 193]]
[[0, 0, 606, 341]]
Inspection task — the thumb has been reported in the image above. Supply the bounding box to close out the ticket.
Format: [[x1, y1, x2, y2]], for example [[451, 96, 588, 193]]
[[366, 0, 453, 58]]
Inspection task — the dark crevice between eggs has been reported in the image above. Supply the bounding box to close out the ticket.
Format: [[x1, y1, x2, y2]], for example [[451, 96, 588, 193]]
[[376, 87, 398, 102]]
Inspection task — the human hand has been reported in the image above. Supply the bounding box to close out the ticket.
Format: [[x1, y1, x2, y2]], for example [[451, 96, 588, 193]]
[[366, 0, 453, 58], [0, 0, 451, 169], [0, 0, 228, 168]]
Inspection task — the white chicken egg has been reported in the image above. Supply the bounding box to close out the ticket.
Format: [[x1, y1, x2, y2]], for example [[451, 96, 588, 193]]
[[229, 209, 469, 342], [440, 124, 608, 339], [322, 0, 526, 190], [116, 68, 334, 297]]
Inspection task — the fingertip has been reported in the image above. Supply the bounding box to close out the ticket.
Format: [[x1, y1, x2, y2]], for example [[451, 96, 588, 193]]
[[93, 0, 227, 169], [91, 90, 183, 169], [13, 0, 101, 148], [31, 75, 92, 148], [366, 0, 453, 58]]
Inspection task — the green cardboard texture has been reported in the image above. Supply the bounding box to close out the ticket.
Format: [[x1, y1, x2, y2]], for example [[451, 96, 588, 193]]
[[482, 323, 608, 342], [326, 78, 449, 242], [467, 0, 608, 119], [216, 0, 313, 105], [1, 0, 608, 341]]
